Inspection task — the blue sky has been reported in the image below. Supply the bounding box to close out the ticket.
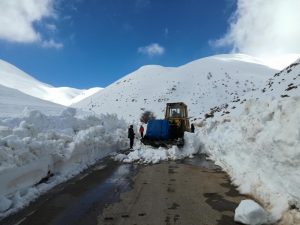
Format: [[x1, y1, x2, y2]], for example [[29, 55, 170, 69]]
[[2, 0, 299, 89], [0, 0, 237, 88]]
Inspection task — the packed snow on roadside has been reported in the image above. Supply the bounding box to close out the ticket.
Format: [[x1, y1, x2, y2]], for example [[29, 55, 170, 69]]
[[0, 108, 127, 218], [114, 132, 202, 164], [197, 97, 300, 224]]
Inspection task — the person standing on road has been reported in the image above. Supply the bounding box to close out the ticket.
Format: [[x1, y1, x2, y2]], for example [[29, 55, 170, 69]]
[[128, 125, 135, 149], [139, 125, 144, 138], [191, 123, 195, 133]]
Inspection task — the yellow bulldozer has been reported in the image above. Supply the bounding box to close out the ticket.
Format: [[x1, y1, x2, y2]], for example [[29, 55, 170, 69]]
[[142, 102, 190, 147]]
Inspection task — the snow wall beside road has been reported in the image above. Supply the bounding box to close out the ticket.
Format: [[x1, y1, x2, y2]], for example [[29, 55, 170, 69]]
[[0, 108, 128, 218], [197, 97, 300, 224]]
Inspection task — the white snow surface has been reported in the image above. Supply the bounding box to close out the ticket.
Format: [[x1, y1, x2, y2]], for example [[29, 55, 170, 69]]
[[0, 59, 102, 106], [115, 132, 201, 164], [0, 108, 127, 218], [73, 54, 278, 122], [235, 199, 271, 225], [0, 84, 66, 117], [196, 96, 300, 223]]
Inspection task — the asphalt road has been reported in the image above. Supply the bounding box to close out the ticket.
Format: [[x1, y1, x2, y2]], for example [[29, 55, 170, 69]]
[[98, 157, 245, 225], [1, 156, 245, 225]]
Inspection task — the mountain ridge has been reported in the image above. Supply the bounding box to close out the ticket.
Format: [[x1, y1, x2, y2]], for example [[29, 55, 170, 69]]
[[0, 59, 102, 106]]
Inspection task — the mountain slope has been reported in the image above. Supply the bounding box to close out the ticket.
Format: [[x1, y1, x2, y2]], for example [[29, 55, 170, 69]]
[[73, 54, 278, 121], [0, 60, 102, 106], [202, 58, 300, 120], [262, 59, 300, 99], [0, 84, 65, 117]]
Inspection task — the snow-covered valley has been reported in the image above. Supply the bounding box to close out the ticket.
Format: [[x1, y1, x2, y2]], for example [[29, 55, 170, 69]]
[[0, 54, 300, 224]]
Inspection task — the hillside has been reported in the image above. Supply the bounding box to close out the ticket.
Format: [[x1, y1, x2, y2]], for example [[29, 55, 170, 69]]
[[201, 58, 300, 120], [0, 60, 102, 106], [73, 54, 278, 121], [0, 84, 65, 117]]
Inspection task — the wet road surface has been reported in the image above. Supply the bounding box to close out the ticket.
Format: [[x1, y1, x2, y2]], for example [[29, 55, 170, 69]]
[[1, 155, 245, 225], [98, 157, 245, 225], [1, 159, 138, 225]]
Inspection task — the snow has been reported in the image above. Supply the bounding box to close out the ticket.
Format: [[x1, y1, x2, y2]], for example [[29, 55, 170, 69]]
[[1, 54, 300, 223], [0, 108, 128, 217], [0, 197, 12, 213], [115, 132, 201, 164], [110, 58, 300, 224], [68, 87, 103, 105], [0, 84, 65, 117], [0, 59, 102, 106], [197, 97, 300, 222], [234, 199, 271, 225], [73, 54, 278, 122]]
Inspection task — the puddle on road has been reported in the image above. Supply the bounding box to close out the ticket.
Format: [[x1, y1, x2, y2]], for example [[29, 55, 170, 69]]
[[51, 163, 139, 225], [2, 161, 140, 225], [62, 155, 221, 225], [180, 154, 221, 170]]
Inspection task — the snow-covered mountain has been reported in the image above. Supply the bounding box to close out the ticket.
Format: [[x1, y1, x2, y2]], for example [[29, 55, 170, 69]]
[[73, 54, 278, 122], [0, 59, 102, 106]]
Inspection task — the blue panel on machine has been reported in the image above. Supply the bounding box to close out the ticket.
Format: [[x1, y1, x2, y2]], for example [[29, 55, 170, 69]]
[[146, 119, 169, 140]]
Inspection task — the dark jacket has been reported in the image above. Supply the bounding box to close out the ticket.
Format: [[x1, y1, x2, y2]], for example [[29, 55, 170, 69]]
[[191, 124, 195, 133], [128, 127, 135, 139]]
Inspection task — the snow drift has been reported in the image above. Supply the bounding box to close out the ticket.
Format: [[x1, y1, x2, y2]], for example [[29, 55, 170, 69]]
[[197, 97, 300, 223], [0, 108, 127, 218]]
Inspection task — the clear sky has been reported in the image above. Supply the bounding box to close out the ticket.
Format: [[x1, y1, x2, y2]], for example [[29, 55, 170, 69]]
[[0, 0, 299, 89]]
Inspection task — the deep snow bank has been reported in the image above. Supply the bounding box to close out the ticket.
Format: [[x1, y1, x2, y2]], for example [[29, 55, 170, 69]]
[[198, 97, 300, 223], [0, 108, 127, 218]]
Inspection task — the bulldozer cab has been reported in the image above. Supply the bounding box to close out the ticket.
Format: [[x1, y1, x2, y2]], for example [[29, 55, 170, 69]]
[[165, 102, 190, 136], [165, 102, 188, 118]]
